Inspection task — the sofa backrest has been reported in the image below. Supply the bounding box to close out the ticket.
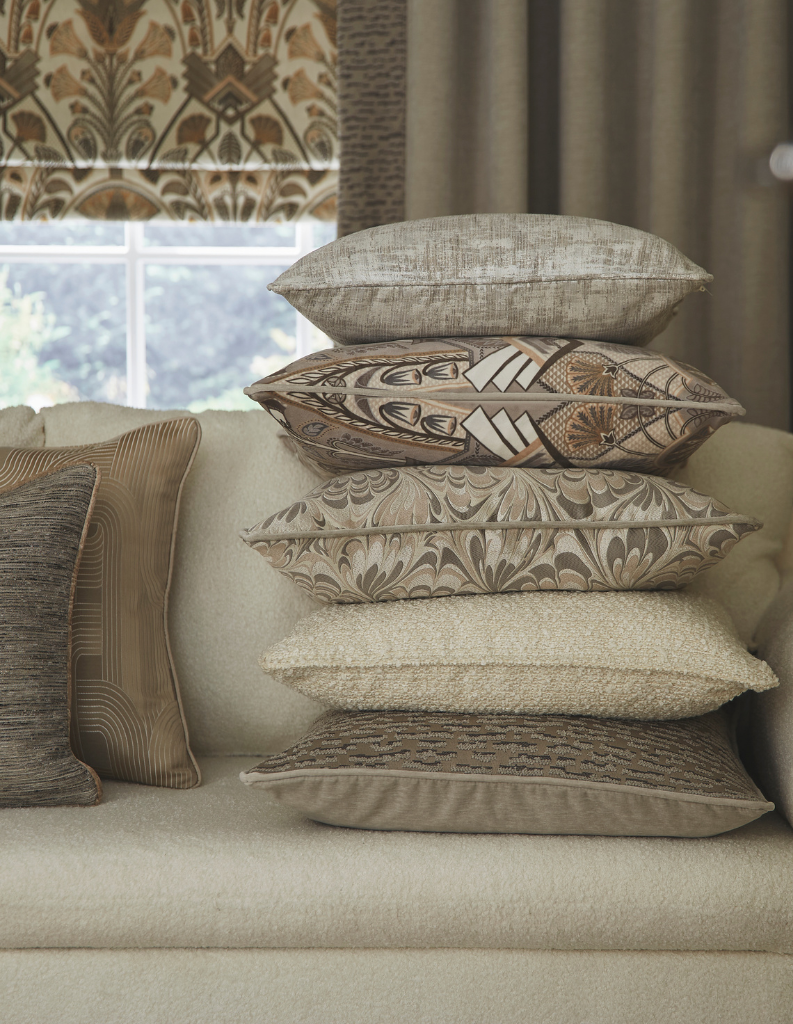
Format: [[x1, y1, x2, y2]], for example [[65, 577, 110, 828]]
[[22, 402, 323, 757], [2, 402, 792, 757]]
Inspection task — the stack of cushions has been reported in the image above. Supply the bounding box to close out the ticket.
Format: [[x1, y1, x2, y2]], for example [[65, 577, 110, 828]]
[[0, 418, 202, 805], [239, 213, 777, 837]]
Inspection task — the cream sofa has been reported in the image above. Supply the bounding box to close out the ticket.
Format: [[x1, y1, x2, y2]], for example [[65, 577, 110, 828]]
[[2, 401, 793, 1024]]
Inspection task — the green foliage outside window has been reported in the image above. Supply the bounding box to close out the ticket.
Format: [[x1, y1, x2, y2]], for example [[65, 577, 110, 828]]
[[0, 271, 77, 411]]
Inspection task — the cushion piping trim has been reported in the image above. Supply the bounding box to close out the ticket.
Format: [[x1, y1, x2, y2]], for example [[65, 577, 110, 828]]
[[246, 514, 757, 542], [269, 276, 713, 291], [246, 384, 743, 415], [240, 767, 773, 808]]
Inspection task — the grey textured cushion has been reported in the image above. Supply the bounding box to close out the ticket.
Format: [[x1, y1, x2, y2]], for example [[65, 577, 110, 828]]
[[0, 465, 101, 807], [268, 214, 712, 345], [259, 591, 778, 720], [241, 709, 772, 836], [242, 467, 760, 602]]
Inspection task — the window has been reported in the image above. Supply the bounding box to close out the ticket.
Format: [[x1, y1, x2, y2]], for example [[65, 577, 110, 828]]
[[0, 220, 335, 412]]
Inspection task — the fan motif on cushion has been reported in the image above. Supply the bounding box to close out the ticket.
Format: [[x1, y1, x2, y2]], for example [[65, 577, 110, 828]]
[[246, 337, 742, 474]]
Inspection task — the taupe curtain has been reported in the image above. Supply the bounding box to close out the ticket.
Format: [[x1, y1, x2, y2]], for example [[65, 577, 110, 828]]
[[337, 0, 791, 431]]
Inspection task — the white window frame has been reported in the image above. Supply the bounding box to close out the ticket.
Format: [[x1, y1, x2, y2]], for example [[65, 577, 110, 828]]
[[0, 221, 320, 408]]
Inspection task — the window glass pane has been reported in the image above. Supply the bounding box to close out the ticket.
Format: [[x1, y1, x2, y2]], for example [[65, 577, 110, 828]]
[[0, 223, 125, 246], [0, 264, 127, 409], [311, 222, 337, 248], [144, 264, 296, 411], [143, 222, 296, 248]]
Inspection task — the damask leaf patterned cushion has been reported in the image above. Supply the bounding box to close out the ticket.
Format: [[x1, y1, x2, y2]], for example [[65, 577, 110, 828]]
[[267, 213, 712, 345], [244, 337, 742, 475], [241, 467, 760, 603], [258, 591, 778, 720], [240, 708, 773, 836]]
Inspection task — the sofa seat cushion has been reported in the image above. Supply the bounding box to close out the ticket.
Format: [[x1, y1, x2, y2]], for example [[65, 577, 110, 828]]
[[1, 758, 791, 952]]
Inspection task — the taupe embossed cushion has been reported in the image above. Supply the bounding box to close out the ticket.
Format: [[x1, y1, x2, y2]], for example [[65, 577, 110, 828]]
[[267, 214, 712, 346], [259, 592, 778, 720], [245, 337, 742, 475], [0, 419, 201, 789], [241, 467, 760, 603], [240, 708, 772, 836], [0, 465, 101, 807]]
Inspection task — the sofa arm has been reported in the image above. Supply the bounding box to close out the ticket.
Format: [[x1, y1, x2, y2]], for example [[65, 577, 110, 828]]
[[753, 577, 793, 827]]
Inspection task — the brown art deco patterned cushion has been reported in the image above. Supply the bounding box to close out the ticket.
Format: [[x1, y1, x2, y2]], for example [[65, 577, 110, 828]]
[[245, 337, 742, 476], [0, 466, 101, 808], [241, 467, 760, 603], [268, 214, 712, 345], [0, 419, 201, 789], [259, 591, 778, 720], [240, 708, 773, 836]]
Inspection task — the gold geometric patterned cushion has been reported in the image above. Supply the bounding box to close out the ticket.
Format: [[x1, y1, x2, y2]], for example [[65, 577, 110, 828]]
[[0, 419, 201, 789], [245, 337, 742, 475], [241, 467, 760, 602], [240, 708, 773, 836]]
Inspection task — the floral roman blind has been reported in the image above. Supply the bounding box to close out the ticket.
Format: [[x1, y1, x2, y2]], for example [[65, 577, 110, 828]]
[[0, 0, 337, 221]]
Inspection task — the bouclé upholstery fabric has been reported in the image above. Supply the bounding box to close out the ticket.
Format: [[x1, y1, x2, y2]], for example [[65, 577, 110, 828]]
[[3, 949, 792, 1024], [260, 591, 777, 720], [674, 422, 793, 646], [2, 757, 791, 953]]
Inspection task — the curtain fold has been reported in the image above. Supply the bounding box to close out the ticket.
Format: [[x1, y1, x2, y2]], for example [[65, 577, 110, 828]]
[[337, 0, 790, 430], [405, 0, 528, 220]]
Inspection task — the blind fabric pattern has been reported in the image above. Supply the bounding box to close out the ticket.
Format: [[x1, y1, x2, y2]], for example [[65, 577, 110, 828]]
[[0, 0, 337, 221]]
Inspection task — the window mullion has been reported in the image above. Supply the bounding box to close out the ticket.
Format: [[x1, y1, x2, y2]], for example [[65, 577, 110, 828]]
[[125, 222, 147, 408]]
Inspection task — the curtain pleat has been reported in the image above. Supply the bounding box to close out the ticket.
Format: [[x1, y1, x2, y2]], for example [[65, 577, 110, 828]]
[[405, 0, 528, 219]]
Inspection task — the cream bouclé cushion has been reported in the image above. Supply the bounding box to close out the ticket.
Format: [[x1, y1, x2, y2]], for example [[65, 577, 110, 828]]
[[260, 591, 778, 720], [242, 467, 759, 602], [268, 214, 712, 345]]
